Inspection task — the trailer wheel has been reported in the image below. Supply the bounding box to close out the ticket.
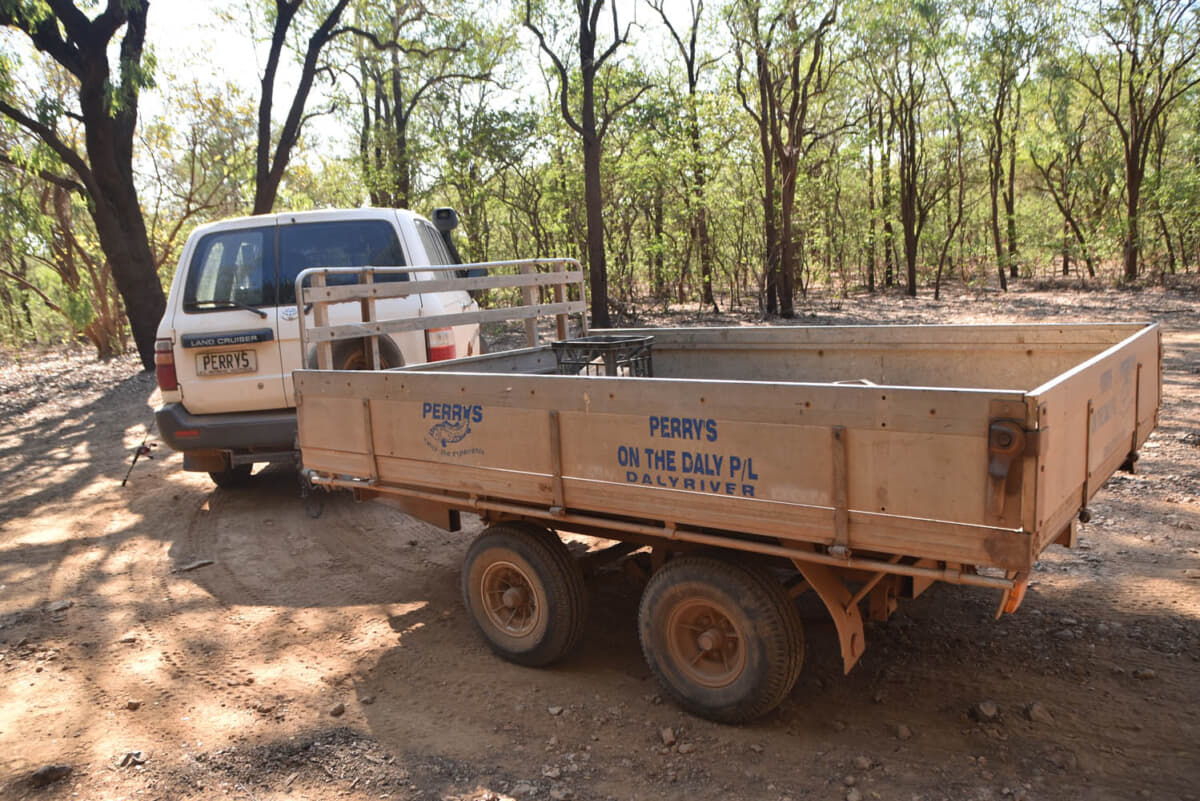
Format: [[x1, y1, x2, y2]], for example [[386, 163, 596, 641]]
[[462, 523, 588, 667], [639, 555, 803, 723]]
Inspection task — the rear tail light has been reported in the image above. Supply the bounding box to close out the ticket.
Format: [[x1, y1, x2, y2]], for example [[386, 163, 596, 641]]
[[155, 338, 178, 391], [425, 327, 457, 362]]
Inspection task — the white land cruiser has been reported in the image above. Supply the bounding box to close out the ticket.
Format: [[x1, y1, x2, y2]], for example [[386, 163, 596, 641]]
[[154, 207, 481, 486]]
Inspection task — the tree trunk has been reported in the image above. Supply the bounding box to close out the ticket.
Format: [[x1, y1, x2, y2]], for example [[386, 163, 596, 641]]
[[866, 108, 876, 294], [1062, 221, 1071, 277], [1005, 94, 1020, 280], [756, 53, 779, 315], [581, 126, 610, 327], [689, 106, 716, 311], [778, 153, 797, 317], [652, 189, 665, 297], [80, 11, 162, 369], [881, 104, 895, 289], [1124, 174, 1141, 282]]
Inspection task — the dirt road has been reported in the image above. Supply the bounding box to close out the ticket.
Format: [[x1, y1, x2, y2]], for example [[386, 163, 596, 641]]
[[1, 286, 1198, 801]]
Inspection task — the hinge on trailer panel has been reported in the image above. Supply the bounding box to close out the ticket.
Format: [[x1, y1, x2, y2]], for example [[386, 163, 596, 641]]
[[1022, 428, 1043, 457]]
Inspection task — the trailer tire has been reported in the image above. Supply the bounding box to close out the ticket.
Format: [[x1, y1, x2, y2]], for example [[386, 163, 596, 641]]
[[209, 463, 253, 488], [462, 523, 588, 667], [638, 555, 803, 723]]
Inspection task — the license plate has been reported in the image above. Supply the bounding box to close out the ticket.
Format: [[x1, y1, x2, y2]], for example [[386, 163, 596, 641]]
[[196, 349, 257, 376]]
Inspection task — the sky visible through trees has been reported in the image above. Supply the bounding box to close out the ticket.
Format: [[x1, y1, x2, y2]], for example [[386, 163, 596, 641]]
[[1, 0, 1198, 357]]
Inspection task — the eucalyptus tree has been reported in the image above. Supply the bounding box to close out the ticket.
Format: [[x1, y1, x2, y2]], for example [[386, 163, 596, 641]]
[[729, 0, 840, 317], [252, 0, 358, 214], [348, 0, 501, 210], [650, 0, 721, 310], [857, 0, 953, 296], [968, 0, 1053, 287], [139, 82, 258, 271], [0, 121, 124, 358], [1147, 85, 1200, 272], [524, 0, 646, 328], [0, 0, 163, 368], [427, 97, 538, 261], [1028, 62, 1117, 279], [1073, 0, 1200, 281]]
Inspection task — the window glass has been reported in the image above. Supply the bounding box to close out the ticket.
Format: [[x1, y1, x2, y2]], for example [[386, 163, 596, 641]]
[[278, 220, 408, 305], [416, 221, 455, 266], [183, 228, 272, 310]]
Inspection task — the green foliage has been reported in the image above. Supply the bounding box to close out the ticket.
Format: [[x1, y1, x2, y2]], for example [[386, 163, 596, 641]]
[[5, 0, 1200, 356]]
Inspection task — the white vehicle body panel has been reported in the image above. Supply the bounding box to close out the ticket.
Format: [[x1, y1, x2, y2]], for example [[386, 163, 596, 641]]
[[157, 208, 480, 416]]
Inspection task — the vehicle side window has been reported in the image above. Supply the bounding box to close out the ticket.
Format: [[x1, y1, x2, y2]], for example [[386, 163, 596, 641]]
[[278, 220, 408, 305], [416, 221, 455, 266], [183, 228, 273, 310]]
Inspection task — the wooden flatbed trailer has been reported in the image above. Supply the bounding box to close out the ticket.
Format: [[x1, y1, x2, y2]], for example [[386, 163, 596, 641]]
[[294, 263, 1161, 722]]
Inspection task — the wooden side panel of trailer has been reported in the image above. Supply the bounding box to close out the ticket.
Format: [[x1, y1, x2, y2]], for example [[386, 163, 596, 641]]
[[296, 369, 1034, 571], [1029, 324, 1161, 553], [603, 324, 1151, 391]]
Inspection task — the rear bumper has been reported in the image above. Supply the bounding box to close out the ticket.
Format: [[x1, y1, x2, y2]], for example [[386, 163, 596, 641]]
[[155, 402, 298, 454]]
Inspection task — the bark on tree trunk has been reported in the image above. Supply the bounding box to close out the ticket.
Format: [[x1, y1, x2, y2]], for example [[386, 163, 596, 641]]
[[690, 116, 716, 311], [779, 156, 797, 317], [582, 130, 610, 328], [866, 110, 876, 294], [881, 105, 895, 290], [1124, 181, 1141, 283]]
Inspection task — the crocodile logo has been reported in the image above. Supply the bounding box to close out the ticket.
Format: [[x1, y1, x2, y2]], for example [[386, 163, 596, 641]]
[[422, 402, 484, 455], [428, 418, 472, 448]]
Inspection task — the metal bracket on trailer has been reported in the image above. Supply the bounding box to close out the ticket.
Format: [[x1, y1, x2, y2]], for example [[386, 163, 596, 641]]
[[789, 559, 867, 674], [994, 570, 1030, 619]]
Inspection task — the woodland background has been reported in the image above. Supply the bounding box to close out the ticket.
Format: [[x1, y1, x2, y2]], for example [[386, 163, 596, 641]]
[[1, 0, 1198, 368]]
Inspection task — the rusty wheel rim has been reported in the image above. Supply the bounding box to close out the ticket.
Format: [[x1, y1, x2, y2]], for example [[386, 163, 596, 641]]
[[665, 598, 746, 689], [340, 349, 368, 370], [480, 560, 541, 637]]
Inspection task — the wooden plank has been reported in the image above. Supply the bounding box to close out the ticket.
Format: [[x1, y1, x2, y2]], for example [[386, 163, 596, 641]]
[[311, 272, 331, 370], [301, 447, 374, 477], [360, 268, 380, 370], [602, 323, 1149, 348], [520, 261, 538, 346], [401, 346, 560, 375], [376, 457, 553, 506], [296, 395, 368, 453], [365, 398, 554, 473], [553, 262, 568, 341], [557, 478, 1032, 570], [302, 269, 585, 304], [309, 301, 586, 343], [298, 369, 1016, 438], [600, 324, 1152, 391]]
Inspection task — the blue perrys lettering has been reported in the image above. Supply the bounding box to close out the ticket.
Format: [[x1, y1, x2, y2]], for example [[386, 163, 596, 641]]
[[649, 416, 718, 442], [421, 402, 484, 424]]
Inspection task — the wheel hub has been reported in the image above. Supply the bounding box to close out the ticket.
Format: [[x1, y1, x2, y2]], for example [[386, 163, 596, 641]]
[[666, 599, 747, 689], [501, 585, 528, 609], [480, 560, 541, 637], [696, 627, 724, 652]]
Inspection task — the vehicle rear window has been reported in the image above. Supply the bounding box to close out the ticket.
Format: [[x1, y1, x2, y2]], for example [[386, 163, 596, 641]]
[[416, 221, 455, 266], [183, 227, 273, 310], [278, 220, 407, 305]]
